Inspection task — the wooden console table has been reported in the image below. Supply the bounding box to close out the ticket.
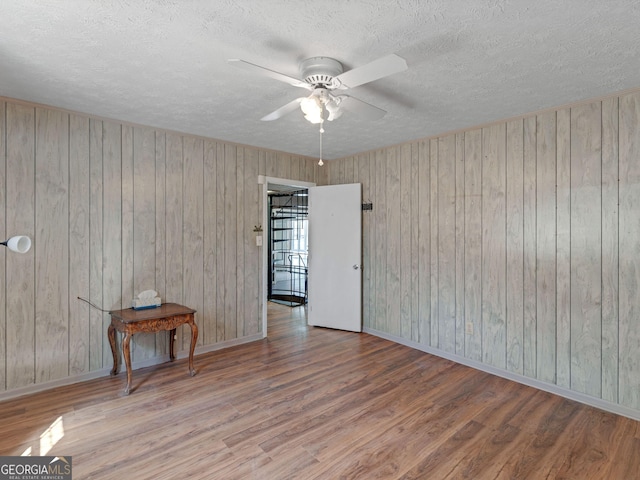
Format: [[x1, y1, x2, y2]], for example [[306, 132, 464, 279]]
[[108, 303, 198, 395]]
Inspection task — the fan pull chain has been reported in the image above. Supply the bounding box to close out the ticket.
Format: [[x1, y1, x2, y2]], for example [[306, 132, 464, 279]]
[[318, 121, 324, 166]]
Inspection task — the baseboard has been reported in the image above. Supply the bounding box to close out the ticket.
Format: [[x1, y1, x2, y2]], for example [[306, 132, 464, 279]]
[[0, 333, 263, 402], [364, 327, 640, 422]]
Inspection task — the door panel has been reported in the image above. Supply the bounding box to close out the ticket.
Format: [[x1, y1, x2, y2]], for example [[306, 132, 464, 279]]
[[308, 183, 362, 332]]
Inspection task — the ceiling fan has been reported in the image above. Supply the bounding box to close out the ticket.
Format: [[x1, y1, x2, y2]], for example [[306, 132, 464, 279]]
[[228, 54, 408, 125]]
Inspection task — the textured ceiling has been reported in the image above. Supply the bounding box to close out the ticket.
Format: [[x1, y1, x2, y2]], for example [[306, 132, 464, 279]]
[[2, 0, 640, 160]]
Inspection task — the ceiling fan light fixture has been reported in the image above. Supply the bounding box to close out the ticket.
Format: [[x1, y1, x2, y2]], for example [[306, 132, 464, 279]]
[[325, 97, 342, 121], [300, 96, 321, 116], [304, 113, 324, 124], [301, 94, 326, 124]]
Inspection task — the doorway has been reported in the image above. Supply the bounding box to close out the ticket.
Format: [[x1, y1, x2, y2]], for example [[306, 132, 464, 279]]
[[268, 188, 309, 307], [258, 175, 316, 338]]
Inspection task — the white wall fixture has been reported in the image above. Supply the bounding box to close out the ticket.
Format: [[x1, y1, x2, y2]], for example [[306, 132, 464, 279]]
[[1, 235, 32, 253]]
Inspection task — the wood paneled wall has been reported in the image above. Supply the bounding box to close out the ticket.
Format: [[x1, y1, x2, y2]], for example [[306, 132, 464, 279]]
[[329, 91, 640, 414], [0, 98, 323, 393]]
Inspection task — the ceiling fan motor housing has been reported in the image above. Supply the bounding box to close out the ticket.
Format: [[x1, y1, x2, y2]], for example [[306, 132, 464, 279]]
[[300, 57, 344, 87]]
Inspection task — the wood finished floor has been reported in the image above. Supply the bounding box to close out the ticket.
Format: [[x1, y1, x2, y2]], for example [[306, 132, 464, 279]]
[[1, 302, 639, 479]]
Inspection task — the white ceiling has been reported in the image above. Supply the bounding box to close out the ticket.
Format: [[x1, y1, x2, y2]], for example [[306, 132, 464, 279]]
[[2, 1, 640, 160]]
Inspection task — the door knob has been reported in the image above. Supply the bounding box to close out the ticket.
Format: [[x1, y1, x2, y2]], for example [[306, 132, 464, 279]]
[[353, 264, 361, 270]]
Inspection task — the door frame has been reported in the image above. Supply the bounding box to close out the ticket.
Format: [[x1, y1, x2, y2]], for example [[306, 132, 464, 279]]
[[259, 175, 316, 337]]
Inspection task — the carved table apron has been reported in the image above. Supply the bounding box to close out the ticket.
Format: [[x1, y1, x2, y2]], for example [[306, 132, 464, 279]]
[[108, 303, 198, 394]]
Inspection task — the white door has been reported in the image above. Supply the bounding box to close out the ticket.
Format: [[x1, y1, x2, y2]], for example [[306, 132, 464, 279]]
[[308, 183, 362, 332]]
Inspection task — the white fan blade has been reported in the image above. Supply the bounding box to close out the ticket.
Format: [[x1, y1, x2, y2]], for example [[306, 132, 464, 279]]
[[261, 98, 305, 121], [334, 54, 407, 89], [228, 59, 311, 89], [338, 96, 387, 120]]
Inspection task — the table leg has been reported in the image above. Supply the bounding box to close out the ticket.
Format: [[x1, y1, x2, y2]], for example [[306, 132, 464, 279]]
[[169, 328, 176, 361], [188, 319, 198, 376], [122, 332, 133, 395], [108, 324, 118, 376]]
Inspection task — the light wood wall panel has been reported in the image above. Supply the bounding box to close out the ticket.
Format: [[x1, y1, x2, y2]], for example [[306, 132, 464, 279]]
[[410, 145, 420, 343], [88, 118, 103, 372], [481, 124, 507, 369], [400, 144, 412, 339], [405, 145, 418, 343], [359, 154, 373, 332], [329, 87, 640, 415], [570, 102, 602, 397], [34, 108, 69, 383], [505, 119, 524, 375], [5, 103, 36, 390], [121, 125, 134, 350], [0, 102, 5, 390], [203, 140, 218, 344], [556, 108, 571, 389], [307, 155, 319, 181], [276, 153, 290, 179], [265, 150, 276, 177], [224, 144, 237, 340], [235, 148, 245, 340], [154, 132, 168, 354], [463, 130, 482, 361], [165, 133, 184, 349], [366, 152, 377, 331], [329, 155, 342, 185], [454, 133, 465, 355], [417, 141, 430, 345], [343, 156, 353, 184], [429, 140, 439, 348], [368, 151, 379, 332], [243, 147, 260, 336], [438, 135, 456, 353], [215, 143, 226, 342], [522, 116, 537, 379], [374, 149, 387, 333], [102, 121, 122, 365], [535, 111, 557, 384], [601, 98, 619, 403], [619, 92, 640, 408], [183, 137, 205, 349], [0, 97, 322, 396], [132, 127, 158, 361], [386, 147, 401, 336]]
